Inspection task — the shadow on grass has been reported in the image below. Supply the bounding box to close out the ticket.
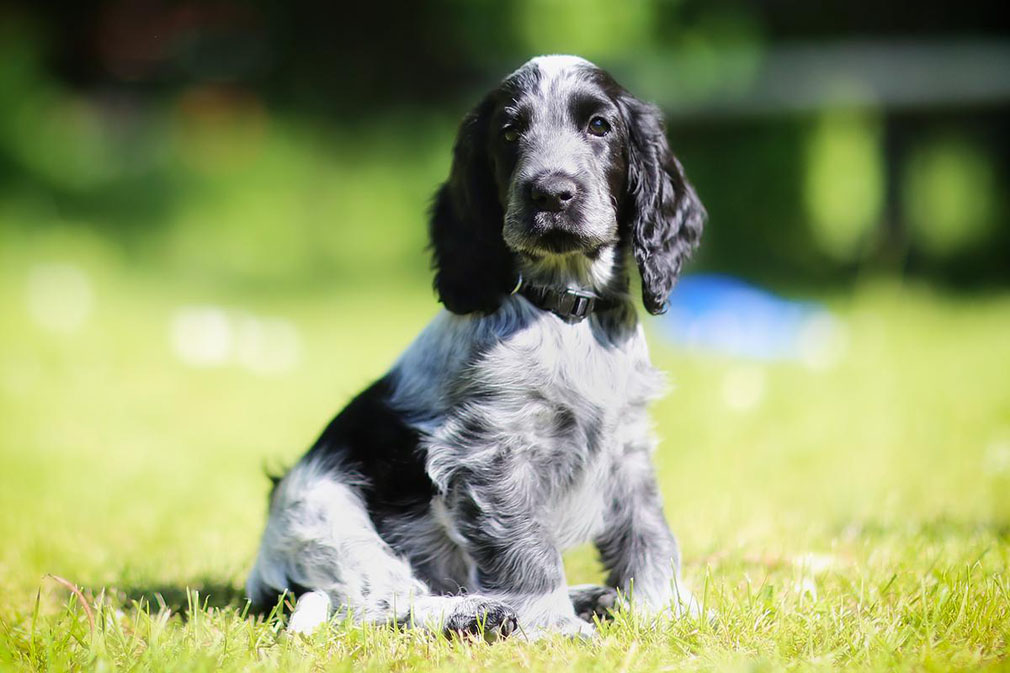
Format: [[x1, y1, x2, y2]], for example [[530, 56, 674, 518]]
[[99, 578, 267, 619]]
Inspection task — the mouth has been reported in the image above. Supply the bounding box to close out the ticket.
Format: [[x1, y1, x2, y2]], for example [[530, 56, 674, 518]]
[[531, 228, 589, 254], [506, 211, 604, 256]]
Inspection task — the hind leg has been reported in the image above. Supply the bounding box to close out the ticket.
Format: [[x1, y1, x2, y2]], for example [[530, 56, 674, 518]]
[[246, 458, 517, 637]]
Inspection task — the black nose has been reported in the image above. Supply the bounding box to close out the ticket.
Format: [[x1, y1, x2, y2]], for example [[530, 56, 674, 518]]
[[529, 173, 578, 212]]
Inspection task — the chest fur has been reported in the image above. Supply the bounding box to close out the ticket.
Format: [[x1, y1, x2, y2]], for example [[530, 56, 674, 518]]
[[484, 317, 663, 543], [477, 312, 662, 416], [403, 307, 661, 539], [395, 303, 661, 465]]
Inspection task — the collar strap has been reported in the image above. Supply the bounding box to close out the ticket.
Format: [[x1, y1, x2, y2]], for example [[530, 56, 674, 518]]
[[514, 277, 617, 323]]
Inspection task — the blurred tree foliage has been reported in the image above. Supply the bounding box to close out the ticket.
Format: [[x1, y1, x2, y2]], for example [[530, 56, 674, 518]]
[[0, 0, 1007, 289]]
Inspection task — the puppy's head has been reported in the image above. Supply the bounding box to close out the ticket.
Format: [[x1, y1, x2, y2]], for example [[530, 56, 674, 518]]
[[430, 55, 705, 316]]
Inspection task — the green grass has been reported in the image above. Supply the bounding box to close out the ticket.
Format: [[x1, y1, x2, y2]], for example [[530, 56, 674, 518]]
[[1, 244, 1008, 671]]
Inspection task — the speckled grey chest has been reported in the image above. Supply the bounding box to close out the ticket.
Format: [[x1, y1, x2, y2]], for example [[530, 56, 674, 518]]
[[389, 297, 664, 552]]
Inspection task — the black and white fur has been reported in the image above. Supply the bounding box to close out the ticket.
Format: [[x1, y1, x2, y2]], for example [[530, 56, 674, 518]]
[[247, 55, 706, 639]]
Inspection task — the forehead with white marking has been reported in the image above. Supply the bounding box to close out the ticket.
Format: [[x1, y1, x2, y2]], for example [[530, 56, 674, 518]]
[[506, 55, 597, 92], [500, 55, 607, 131], [528, 55, 595, 78]]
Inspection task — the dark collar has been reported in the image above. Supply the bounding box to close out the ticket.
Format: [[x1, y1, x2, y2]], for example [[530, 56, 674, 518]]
[[513, 276, 618, 323]]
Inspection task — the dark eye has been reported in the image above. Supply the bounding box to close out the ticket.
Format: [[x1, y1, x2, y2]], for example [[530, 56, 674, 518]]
[[503, 125, 520, 143], [587, 117, 611, 137]]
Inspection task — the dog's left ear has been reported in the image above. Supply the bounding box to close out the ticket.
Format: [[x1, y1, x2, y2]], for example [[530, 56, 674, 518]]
[[619, 95, 706, 315]]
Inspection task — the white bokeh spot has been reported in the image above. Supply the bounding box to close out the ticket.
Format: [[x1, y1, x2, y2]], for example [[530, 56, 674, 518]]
[[722, 365, 766, 412], [170, 306, 234, 367], [235, 315, 302, 375], [798, 312, 849, 371], [26, 263, 94, 333]]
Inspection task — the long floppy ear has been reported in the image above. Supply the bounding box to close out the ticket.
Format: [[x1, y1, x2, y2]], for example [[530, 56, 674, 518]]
[[429, 95, 515, 314], [620, 95, 706, 315]]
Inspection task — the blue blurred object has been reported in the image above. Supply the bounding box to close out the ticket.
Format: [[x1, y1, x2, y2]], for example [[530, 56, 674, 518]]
[[661, 274, 830, 361]]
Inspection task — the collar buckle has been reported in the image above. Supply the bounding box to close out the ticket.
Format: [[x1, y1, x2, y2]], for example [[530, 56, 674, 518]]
[[558, 288, 596, 322], [520, 284, 603, 323]]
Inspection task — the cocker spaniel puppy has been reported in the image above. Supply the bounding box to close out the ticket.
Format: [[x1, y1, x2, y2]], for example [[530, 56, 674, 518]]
[[247, 55, 706, 639]]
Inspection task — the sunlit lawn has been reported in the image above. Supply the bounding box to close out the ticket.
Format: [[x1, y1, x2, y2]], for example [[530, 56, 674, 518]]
[[1, 243, 1008, 671]]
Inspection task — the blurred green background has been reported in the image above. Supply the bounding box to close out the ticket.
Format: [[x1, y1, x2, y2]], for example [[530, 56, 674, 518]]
[[1, 0, 1008, 289], [1, 1, 1010, 662]]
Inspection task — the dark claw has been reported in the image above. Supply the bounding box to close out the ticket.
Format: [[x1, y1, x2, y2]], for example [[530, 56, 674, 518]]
[[497, 612, 518, 638]]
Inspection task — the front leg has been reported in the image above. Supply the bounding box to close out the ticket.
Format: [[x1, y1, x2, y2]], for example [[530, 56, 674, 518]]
[[595, 451, 696, 616], [445, 474, 594, 638]]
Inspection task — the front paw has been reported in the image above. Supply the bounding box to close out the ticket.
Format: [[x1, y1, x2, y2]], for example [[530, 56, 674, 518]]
[[569, 584, 619, 622], [443, 597, 519, 642]]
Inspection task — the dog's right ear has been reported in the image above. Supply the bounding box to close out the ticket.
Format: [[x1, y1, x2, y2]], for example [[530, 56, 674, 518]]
[[429, 95, 515, 315]]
